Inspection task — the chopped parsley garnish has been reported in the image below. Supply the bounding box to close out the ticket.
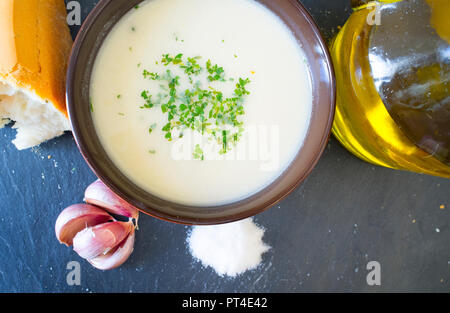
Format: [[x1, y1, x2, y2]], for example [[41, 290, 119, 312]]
[[140, 90, 154, 109], [140, 53, 251, 159], [143, 70, 160, 80], [180, 56, 202, 76], [206, 60, 225, 82], [193, 144, 204, 161]]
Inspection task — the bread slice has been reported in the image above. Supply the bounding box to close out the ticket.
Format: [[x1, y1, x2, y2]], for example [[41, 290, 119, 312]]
[[0, 0, 73, 150]]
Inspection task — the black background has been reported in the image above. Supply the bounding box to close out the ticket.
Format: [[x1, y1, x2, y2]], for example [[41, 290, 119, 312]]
[[0, 0, 448, 293]]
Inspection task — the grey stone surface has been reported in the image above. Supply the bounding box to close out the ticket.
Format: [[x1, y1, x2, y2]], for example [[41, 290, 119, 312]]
[[0, 0, 448, 292]]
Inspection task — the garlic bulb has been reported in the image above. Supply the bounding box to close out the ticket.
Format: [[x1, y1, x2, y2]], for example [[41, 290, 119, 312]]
[[55, 180, 139, 270]]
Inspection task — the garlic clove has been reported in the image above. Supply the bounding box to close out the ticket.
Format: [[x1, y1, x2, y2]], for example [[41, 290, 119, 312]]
[[84, 179, 140, 220], [55, 204, 113, 246], [88, 229, 135, 270], [73, 221, 133, 260]]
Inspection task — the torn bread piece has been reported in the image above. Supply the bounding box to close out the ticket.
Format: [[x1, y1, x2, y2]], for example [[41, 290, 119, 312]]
[[0, 0, 73, 150]]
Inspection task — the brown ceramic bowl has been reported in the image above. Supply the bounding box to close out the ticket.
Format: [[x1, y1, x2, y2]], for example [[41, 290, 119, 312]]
[[66, 0, 335, 225]]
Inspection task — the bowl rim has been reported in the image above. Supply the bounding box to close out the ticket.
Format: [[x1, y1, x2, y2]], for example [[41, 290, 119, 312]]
[[66, 0, 336, 225]]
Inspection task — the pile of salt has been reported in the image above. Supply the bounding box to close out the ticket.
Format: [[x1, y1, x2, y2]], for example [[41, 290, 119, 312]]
[[187, 218, 270, 277]]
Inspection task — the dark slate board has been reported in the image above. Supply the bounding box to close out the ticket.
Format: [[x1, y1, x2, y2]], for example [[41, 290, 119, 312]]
[[0, 0, 448, 293]]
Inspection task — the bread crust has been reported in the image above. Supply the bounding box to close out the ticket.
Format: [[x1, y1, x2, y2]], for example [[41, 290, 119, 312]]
[[0, 0, 73, 117]]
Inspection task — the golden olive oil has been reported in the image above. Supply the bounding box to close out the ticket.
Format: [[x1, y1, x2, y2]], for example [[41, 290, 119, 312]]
[[330, 2, 450, 178]]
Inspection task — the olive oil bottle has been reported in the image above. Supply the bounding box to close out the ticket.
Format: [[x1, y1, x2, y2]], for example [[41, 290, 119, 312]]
[[331, 0, 450, 178]]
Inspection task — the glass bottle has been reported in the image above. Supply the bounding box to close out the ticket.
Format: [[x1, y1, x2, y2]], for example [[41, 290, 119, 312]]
[[330, 0, 450, 178]]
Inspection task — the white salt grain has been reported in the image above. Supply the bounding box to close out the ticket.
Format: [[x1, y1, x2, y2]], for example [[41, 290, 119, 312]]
[[187, 218, 270, 277]]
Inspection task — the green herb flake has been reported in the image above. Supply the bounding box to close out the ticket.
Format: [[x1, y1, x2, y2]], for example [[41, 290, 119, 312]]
[[193, 144, 204, 161], [140, 90, 154, 109], [148, 123, 157, 134], [143, 70, 160, 80], [206, 60, 225, 82]]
